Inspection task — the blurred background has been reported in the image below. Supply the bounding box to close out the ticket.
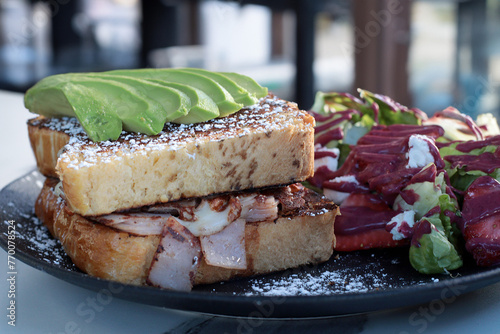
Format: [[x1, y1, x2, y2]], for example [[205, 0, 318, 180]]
[[0, 0, 499, 119]]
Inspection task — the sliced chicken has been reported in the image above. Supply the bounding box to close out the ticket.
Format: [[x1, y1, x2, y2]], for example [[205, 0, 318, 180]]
[[94, 213, 168, 235], [200, 219, 247, 269], [147, 217, 202, 291], [238, 194, 278, 223]]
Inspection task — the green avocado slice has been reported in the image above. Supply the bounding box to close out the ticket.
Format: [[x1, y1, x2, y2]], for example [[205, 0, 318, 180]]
[[69, 76, 180, 135], [24, 73, 78, 118], [145, 81, 220, 123], [55, 83, 123, 142], [24, 68, 268, 141], [88, 74, 191, 122], [25, 73, 185, 140], [219, 72, 268, 98], [178, 68, 258, 107], [106, 69, 243, 117], [25, 76, 123, 141]]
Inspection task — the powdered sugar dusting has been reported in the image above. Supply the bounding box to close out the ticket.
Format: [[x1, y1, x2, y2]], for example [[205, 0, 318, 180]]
[[29, 116, 87, 137], [247, 270, 386, 296], [32, 95, 311, 170], [3, 217, 72, 267], [242, 253, 439, 296]]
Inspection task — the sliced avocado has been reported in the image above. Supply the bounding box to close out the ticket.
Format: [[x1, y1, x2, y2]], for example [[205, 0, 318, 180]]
[[145, 81, 219, 123], [69, 75, 177, 135], [219, 72, 268, 98], [25, 73, 186, 140], [25, 73, 80, 117], [24, 68, 266, 141], [61, 83, 123, 141], [106, 69, 243, 117], [25, 75, 123, 141], [88, 74, 191, 122], [178, 68, 258, 107]]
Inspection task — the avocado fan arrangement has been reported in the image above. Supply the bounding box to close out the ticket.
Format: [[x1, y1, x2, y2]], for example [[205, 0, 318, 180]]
[[24, 68, 268, 142]]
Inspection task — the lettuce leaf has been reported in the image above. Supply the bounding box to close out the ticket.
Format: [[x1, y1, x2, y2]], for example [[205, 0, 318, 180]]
[[409, 215, 463, 274], [393, 163, 464, 273], [311, 91, 370, 116], [424, 107, 485, 143], [394, 164, 461, 232], [438, 194, 464, 252], [439, 141, 498, 160], [358, 89, 424, 126], [439, 139, 500, 192], [310, 89, 426, 168], [393, 164, 446, 218]]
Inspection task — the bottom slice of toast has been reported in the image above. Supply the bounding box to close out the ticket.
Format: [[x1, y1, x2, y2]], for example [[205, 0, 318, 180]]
[[35, 178, 339, 288]]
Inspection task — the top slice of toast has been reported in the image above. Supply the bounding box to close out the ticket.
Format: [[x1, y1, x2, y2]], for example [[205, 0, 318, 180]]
[[28, 95, 316, 216]]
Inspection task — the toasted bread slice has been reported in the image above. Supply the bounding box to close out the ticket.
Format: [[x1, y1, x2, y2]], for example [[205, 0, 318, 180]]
[[28, 95, 315, 216], [28, 116, 75, 178], [35, 178, 338, 286]]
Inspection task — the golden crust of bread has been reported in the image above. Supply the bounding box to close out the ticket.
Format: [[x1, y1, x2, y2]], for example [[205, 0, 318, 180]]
[[35, 178, 158, 285], [28, 117, 70, 178], [28, 95, 316, 216], [36, 178, 338, 286]]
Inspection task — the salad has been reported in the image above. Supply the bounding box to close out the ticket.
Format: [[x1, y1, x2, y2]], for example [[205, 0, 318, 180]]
[[308, 89, 500, 274]]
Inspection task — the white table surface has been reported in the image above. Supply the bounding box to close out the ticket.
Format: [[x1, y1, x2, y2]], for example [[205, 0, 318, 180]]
[[1, 89, 500, 334]]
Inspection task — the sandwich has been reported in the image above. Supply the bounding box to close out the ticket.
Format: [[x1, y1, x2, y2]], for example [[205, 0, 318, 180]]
[[25, 68, 339, 291]]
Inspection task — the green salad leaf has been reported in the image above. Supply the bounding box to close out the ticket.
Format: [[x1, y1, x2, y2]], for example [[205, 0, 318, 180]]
[[393, 164, 448, 219], [358, 89, 423, 126], [439, 139, 500, 193], [409, 215, 463, 274], [393, 163, 463, 273], [310, 89, 425, 168]]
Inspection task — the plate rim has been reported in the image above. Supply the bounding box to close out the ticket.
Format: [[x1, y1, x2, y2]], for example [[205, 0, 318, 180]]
[[2, 170, 500, 318]]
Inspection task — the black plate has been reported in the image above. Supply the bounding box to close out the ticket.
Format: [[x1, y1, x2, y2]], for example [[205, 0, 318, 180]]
[[2, 170, 500, 318]]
